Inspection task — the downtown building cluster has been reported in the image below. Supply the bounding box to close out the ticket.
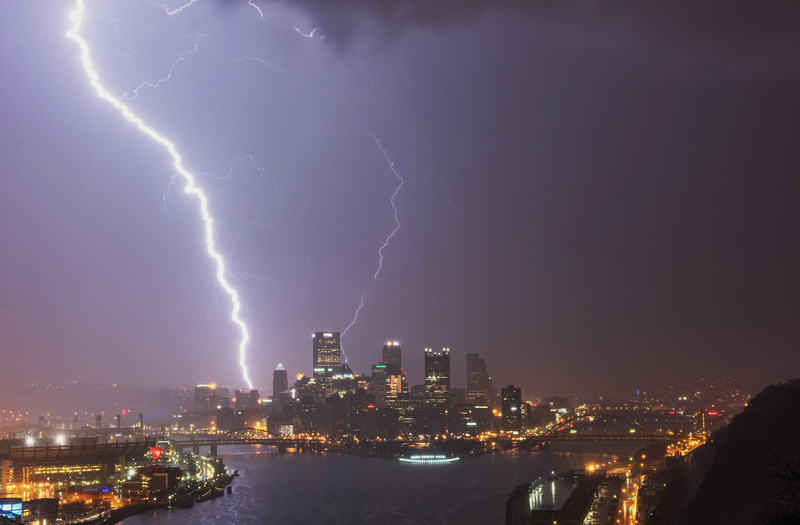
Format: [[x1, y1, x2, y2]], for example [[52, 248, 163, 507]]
[[188, 332, 551, 440]]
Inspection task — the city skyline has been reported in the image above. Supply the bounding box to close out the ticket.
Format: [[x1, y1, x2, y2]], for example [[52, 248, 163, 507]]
[[1, 0, 799, 401]]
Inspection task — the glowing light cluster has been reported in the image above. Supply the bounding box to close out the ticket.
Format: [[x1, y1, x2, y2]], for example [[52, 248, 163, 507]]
[[67, 0, 253, 388]]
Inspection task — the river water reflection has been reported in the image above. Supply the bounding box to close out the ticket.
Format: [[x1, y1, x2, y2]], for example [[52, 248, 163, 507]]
[[122, 442, 641, 525]]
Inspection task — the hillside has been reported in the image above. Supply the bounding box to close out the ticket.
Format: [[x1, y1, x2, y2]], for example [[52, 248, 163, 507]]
[[677, 379, 800, 524]]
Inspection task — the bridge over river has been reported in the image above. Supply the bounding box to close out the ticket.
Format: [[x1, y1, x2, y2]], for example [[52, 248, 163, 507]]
[[170, 412, 681, 456]]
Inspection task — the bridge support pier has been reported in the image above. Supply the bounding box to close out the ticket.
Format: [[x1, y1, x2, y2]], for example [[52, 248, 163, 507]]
[[278, 443, 286, 454], [192, 445, 200, 455], [209, 444, 218, 457]]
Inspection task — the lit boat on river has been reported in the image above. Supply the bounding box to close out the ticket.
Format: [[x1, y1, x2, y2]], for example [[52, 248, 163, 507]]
[[398, 453, 460, 464]]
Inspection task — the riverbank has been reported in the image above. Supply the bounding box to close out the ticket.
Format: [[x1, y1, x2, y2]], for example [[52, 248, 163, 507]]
[[67, 468, 239, 524]]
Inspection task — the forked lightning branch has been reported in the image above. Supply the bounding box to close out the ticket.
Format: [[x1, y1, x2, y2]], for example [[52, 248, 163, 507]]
[[66, 0, 254, 389]]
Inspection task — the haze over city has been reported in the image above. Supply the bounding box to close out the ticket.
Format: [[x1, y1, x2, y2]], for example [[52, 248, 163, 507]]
[[1, 0, 799, 400]]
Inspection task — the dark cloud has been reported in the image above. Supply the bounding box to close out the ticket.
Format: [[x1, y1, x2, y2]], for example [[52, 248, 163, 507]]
[[248, 0, 800, 52]]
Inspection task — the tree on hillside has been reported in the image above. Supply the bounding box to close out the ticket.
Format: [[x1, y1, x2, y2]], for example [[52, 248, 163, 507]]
[[758, 445, 800, 524]]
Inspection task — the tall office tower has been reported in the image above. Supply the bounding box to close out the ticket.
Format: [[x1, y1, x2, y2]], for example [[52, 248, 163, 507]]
[[424, 347, 451, 408], [382, 341, 402, 369], [371, 362, 407, 407], [501, 384, 522, 433], [195, 384, 220, 412], [313, 331, 341, 399], [312, 332, 341, 379], [273, 362, 289, 396], [466, 353, 494, 406]]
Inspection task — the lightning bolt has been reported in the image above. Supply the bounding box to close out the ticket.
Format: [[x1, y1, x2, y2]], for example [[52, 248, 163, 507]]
[[67, 0, 254, 389], [162, 174, 178, 219], [120, 33, 205, 101], [292, 27, 322, 39], [370, 132, 405, 280], [341, 293, 365, 338], [430, 174, 468, 221], [148, 0, 200, 16], [248, 0, 268, 22], [2, 19, 53, 46], [231, 271, 285, 293], [248, 0, 323, 40], [334, 135, 403, 343], [234, 198, 310, 243], [340, 293, 366, 364], [211, 155, 278, 191]]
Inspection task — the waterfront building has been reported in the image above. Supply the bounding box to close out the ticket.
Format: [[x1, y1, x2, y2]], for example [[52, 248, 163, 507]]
[[316, 399, 346, 440], [424, 348, 450, 408], [273, 362, 288, 396], [382, 341, 402, 369], [449, 403, 480, 437], [0, 437, 150, 502], [501, 384, 522, 433], [507, 472, 619, 525], [294, 396, 316, 435], [385, 394, 419, 437], [359, 406, 400, 440], [466, 353, 494, 407]]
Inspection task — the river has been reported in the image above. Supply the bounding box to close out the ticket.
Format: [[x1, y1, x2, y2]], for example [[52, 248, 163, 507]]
[[121, 442, 641, 524]]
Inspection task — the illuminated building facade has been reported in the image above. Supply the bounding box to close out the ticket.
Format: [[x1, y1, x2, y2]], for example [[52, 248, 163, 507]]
[[0, 438, 150, 503], [312, 331, 341, 377], [273, 362, 288, 396], [424, 348, 451, 408], [194, 384, 220, 412], [313, 332, 341, 397], [371, 362, 407, 408], [501, 384, 522, 433], [331, 363, 360, 396]]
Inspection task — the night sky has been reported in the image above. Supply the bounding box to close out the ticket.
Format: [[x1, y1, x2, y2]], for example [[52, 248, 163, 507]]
[[1, 0, 798, 399]]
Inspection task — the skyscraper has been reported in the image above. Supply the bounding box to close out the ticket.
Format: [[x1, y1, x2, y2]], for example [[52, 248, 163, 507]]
[[273, 362, 288, 396], [382, 341, 402, 369], [424, 347, 450, 408], [466, 353, 493, 406], [312, 331, 341, 379], [501, 384, 522, 433], [371, 361, 406, 408], [313, 331, 341, 398]]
